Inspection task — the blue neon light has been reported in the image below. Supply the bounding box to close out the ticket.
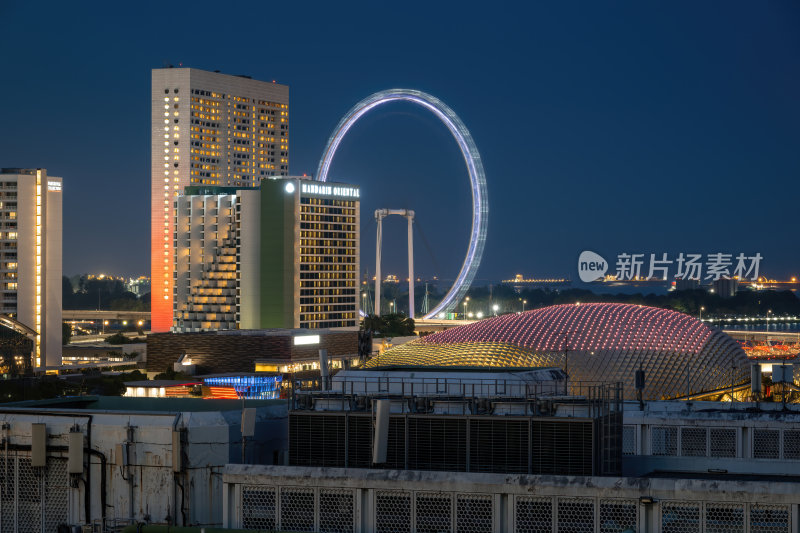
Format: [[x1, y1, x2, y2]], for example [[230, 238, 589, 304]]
[[203, 375, 283, 399]]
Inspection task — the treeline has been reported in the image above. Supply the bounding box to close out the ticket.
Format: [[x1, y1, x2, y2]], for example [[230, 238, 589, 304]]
[[465, 286, 800, 317], [63, 275, 150, 311], [381, 282, 800, 318]]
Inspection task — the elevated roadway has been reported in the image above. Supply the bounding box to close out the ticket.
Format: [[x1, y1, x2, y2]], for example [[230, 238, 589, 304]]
[[63, 310, 150, 322]]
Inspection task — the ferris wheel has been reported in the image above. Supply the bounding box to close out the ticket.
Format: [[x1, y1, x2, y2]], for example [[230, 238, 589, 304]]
[[316, 89, 489, 319]]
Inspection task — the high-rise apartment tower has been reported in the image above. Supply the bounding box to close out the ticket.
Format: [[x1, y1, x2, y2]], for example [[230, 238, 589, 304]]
[[0, 168, 62, 368], [151, 68, 289, 331]]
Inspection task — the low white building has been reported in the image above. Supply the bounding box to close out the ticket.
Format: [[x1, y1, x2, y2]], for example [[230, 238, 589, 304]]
[[0, 396, 286, 530]]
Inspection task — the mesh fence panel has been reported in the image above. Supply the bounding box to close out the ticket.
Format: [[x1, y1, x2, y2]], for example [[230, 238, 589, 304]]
[[622, 426, 636, 456], [319, 488, 354, 533], [515, 496, 552, 533], [280, 486, 315, 532], [456, 493, 493, 533], [17, 457, 41, 533], [680, 427, 707, 457], [557, 497, 594, 533], [241, 485, 276, 530], [0, 452, 13, 533], [753, 429, 780, 459], [44, 458, 69, 533], [416, 492, 452, 533], [709, 428, 737, 458], [651, 426, 678, 456], [750, 504, 790, 533], [599, 499, 636, 533], [782, 430, 800, 460], [704, 503, 744, 533], [375, 490, 411, 533], [661, 501, 700, 533]]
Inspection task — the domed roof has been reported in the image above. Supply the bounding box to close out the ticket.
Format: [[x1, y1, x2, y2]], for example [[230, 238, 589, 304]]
[[366, 303, 749, 399]]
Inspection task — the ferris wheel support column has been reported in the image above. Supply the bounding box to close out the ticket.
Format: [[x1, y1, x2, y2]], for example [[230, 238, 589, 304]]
[[375, 214, 383, 316], [407, 214, 414, 320]]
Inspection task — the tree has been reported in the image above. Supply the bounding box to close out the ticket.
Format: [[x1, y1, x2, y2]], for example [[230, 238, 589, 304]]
[[62, 322, 72, 346], [361, 313, 415, 337], [362, 314, 384, 334], [105, 332, 133, 345]]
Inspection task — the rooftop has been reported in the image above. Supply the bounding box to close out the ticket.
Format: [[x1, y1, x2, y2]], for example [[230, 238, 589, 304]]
[[2, 395, 282, 413]]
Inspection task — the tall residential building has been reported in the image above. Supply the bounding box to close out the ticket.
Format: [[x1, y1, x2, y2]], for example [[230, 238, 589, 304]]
[[151, 68, 289, 332], [0, 168, 62, 368], [173, 177, 360, 332]]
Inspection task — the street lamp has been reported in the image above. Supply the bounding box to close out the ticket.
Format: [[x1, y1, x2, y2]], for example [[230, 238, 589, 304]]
[[523, 300, 527, 313], [699, 306, 705, 321], [467, 312, 474, 319], [476, 311, 483, 319], [492, 304, 499, 316], [103, 320, 109, 334], [463, 296, 470, 319], [562, 332, 571, 395]]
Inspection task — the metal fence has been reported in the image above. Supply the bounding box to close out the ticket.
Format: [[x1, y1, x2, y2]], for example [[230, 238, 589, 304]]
[[0, 450, 68, 533], [234, 483, 792, 533], [624, 423, 800, 460]]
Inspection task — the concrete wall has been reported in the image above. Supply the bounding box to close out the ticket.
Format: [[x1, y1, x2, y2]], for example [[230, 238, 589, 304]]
[[146, 330, 357, 374], [237, 189, 261, 329], [0, 401, 287, 528], [223, 464, 800, 532], [44, 176, 62, 366], [622, 400, 800, 477]]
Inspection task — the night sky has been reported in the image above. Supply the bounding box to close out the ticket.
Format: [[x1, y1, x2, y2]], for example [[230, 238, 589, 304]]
[[1, 1, 798, 284]]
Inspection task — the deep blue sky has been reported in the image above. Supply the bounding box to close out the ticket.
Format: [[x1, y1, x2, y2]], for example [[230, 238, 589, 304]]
[[1, 1, 798, 283]]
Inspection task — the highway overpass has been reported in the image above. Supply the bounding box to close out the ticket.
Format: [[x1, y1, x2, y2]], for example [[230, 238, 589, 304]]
[[63, 310, 150, 322]]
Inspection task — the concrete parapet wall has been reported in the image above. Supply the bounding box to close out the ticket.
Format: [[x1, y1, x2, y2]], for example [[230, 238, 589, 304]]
[[223, 465, 800, 532]]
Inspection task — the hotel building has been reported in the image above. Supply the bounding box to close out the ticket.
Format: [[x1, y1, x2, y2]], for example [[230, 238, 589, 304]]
[[151, 68, 289, 332], [173, 177, 359, 332], [0, 168, 62, 368]]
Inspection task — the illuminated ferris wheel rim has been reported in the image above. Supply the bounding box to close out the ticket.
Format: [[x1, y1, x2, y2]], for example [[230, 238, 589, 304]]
[[316, 88, 488, 319]]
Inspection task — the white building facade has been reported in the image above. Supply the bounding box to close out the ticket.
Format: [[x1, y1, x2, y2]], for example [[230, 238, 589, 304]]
[[151, 68, 289, 333], [0, 168, 61, 367]]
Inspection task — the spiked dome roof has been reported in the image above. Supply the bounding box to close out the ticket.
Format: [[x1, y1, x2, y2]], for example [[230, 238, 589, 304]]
[[366, 303, 749, 399]]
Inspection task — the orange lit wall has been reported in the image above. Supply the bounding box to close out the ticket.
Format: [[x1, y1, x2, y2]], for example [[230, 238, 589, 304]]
[[151, 162, 175, 332]]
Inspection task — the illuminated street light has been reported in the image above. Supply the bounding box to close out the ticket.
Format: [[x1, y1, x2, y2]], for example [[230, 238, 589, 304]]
[[476, 312, 483, 319], [492, 304, 499, 316], [700, 306, 705, 321]]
